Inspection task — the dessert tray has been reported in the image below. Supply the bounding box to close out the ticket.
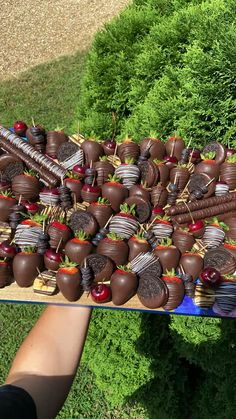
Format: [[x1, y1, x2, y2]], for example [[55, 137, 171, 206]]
[[0, 121, 236, 318]]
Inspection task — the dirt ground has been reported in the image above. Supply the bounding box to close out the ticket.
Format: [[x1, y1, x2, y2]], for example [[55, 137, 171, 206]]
[[0, 0, 130, 80]]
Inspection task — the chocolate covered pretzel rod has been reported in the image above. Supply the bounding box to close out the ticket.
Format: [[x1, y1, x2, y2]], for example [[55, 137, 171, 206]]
[[172, 199, 236, 224], [0, 136, 58, 186], [0, 126, 66, 179], [166, 192, 236, 216]]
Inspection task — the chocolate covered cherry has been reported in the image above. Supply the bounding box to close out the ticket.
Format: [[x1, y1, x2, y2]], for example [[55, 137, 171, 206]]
[[200, 267, 222, 288]]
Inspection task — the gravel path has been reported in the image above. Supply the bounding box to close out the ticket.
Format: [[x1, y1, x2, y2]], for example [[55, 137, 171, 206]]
[[0, 0, 129, 80]]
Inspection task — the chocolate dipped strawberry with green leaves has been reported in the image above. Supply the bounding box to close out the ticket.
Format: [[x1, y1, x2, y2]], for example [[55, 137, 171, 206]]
[[0, 191, 17, 222], [47, 217, 72, 250], [108, 203, 138, 239], [81, 183, 101, 204], [140, 134, 165, 161], [195, 151, 220, 179], [11, 170, 40, 201], [224, 239, 236, 260], [94, 156, 115, 186], [0, 259, 13, 288], [179, 249, 204, 281], [165, 135, 185, 161], [129, 183, 151, 202], [87, 197, 113, 229], [161, 269, 185, 310], [115, 157, 140, 189], [65, 230, 93, 264], [111, 265, 138, 306], [13, 246, 44, 287], [220, 153, 236, 190], [128, 231, 151, 262], [56, 256, 82, 302], [97, 232, 129, 265], [14, 213, 47, 248], [101, 174, 128, 212], [202, 217, 228, 249], [117, 136, 140, 163], [172, 227, 195, 253], [63, 171, 82, 203], [154, 238, 180, 271], [153, 159, 170, 187], [151, 214, 173, 241]]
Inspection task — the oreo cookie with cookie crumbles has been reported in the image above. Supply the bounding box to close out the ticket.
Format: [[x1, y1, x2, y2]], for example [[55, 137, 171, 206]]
[[204, 247, 236, 275]]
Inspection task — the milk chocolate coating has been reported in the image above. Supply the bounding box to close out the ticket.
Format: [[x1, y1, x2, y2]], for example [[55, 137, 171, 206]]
[[137, 276, 168, 309], [111, 270, 138, 305], [0, 262, 13, 287], [151, 184, 168, 208], [87, 203, 113, 229], [155, 163, 170, 187], [43, 256, 61, 271], [154, 246, 180, 271], [101, 183, 128, 212], [223, 244, 236, 260], [172, 199, 236, 224], [188, 173, 216, 199], [64, 179, 82, 202], [129, 184, 151, 201], [13, 253, 44, 287], [139, 161, 159, 188], [128, 238, 151, 262], [170, 167, 190, 190], [0, 154, 20, 171], [162, 278, 185, 310], [203, 142, 227, 164], [56, 269, 82, 302], [26, 125, 46, 144], [70, 210, 98, 236], [12, 174, 40, 201], [125, 196, 151, 223], [165, 137, 185, 161], [172, 229, 195, 253], [225, 216, 236, 240], [47, 225, 72, 249], [65, 240, 93, 264], [0, 197, 17, 222], [46, 131, 69, 158], [81, 140, 103, 165], [220, 162, 236, 190], [97, 238, 129, 265], [140, 137, 165, 161], [0, 137, 58, 186], [118, 141, 140, 163], [204, 247, 236, 275], [179, 253, 203, 281], [167, 191, 236, 216], [94, 161, 115, 186], [194, 161, 220, 180], [81, 188, 101, 204], [87, 254, 115, 282]]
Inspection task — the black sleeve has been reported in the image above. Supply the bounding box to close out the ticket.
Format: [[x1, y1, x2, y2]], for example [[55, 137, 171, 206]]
[[0, 384, 37, 419]]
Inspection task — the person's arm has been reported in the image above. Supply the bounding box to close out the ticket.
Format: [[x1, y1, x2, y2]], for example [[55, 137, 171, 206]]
[[5, 305, 92, 419]]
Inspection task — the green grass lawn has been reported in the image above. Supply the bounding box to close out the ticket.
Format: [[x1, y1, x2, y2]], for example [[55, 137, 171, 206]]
[[0, 53, 146, 418]]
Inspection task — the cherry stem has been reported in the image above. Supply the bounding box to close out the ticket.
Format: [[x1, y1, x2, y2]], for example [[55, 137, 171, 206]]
[[205, 177, 215, 187], [18, 195, 22, 205], [31, 117, 35, 127], [56, 236, 63, 254], [170, 140, 175, 157], [180, 264, 185, 274]]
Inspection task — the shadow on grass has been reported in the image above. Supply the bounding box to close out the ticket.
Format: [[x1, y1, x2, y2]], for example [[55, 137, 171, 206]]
[[0, 50, 87, 133], [128, 313, 236, 419]]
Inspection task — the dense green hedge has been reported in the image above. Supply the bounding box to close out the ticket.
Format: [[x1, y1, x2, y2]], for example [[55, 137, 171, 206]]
[[77, 0, 236, 148]]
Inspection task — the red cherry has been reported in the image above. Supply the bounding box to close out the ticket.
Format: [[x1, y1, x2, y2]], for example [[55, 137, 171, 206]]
[[44, 248, 63, 262], [188, 220, 204, 232], [50, 221, 69, 231], [226, 149, 236, 157], [73, 165, 87, 176], [200, 267, 222, 288], [189, 148, 201, 159], [0, 240, 17, 257], [82, 184, 101, 193], [13, 121, 28, 136], [163, 155, 178, 164], [152, 206, 164, 215], [41, 187, 59, 195], [90, 284, 111, 303], [23, 201, 39, 214], [216, 181, 227, 185], [103, 139, 116, 149]]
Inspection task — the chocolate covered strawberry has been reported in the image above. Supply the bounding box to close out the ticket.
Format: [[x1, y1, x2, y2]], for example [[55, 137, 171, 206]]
[[115, 157, 140, 189], [220, 153, 236, 190], [161, 269, 185, 310], [15, 213, 47, 248], [117, 137, 140, 163], [109, 203, 138, 239], [87, 197, 113, 229], [81, 184, 101, 204], [128, 232, 151, 262], [65, 230, 93, 264], [170, 164, 190, 190], [63, 171, 82, 202], [12, 170, 40, 201], [153, 160, 170, 187], [0, 191, 17, 222], [101, 174, 128, 212], [202, 217, 228, 249], [154, 238, 180, 271], [172, 227, 195, 253], [179, 250, 203, 281], [13, 246, 44, 287], [94, 156, 115, 186], [47, 218, 72, 249], [56, 256, 82, 302], [129, 183, 151, 201], [111, 266, 138, 305], [195, 151, 220, 179], [0, 260, 13, 288], [165, 135, 185, 161], [97, 232, 129, 265], [140, 135, 165, 161], [151, 215, 173, 241]]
